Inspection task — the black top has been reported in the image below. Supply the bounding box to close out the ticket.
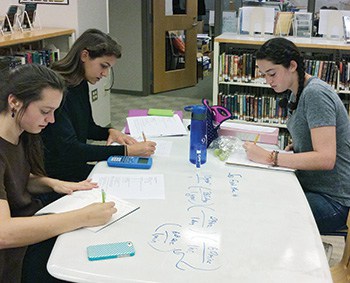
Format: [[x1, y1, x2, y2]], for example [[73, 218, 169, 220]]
[[42, 80, 125, 181]]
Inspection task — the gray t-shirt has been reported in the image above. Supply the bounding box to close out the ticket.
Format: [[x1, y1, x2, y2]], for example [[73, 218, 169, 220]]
[[287, 77, 350, 206]]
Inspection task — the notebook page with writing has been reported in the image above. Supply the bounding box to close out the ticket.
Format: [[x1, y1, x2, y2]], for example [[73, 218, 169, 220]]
[[126, 114, 187, 138], [35, 189, 139, 232], [226, 147, 295, 172]]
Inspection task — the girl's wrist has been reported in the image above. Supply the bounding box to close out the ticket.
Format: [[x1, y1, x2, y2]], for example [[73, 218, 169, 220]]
[[267, 150, 279, 166], [47, 178, 62, 191]]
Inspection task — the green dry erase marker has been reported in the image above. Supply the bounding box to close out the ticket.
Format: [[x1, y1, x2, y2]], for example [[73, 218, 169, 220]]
[[101, 189, 106, 203]]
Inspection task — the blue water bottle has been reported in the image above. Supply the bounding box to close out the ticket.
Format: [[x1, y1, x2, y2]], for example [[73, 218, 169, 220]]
[[189, 105, 207, 167]]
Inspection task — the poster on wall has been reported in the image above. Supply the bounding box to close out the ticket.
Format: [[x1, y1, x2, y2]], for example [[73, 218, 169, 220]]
[[19, 0, 69, 4]]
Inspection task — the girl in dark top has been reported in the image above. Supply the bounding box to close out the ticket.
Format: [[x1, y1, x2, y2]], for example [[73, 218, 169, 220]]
[[0, 64, 116, 282], [42, 29, 156, 182]]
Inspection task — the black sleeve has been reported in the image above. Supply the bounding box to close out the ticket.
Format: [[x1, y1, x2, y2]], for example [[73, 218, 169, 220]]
[[42, 108, 125, 165]]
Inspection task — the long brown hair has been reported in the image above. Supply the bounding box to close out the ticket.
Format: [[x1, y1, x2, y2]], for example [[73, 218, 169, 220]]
[[0, 64, 66, 175], [51, 28, 122, 86]]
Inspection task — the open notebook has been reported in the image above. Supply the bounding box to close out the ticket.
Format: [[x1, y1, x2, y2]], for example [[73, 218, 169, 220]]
[[35, 189, 139, 232], [226, 147, 295, 172]]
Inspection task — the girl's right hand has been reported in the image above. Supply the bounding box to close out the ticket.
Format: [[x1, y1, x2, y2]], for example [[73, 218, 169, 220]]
[[127, 141, 157, 156], [79, 202, 117, 227]]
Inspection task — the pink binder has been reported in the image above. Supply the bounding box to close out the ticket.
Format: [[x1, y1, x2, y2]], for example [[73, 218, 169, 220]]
[[124, 109, 183, 134], [218, 123, 279, 145]]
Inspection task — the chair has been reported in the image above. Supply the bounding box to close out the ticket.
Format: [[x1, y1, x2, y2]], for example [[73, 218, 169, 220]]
[[165, 31, 184, 71], [330, 212, 350, 283]]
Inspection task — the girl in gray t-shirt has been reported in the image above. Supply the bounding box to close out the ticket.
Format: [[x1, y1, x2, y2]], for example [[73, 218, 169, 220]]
[[243, 37, 350, 234]]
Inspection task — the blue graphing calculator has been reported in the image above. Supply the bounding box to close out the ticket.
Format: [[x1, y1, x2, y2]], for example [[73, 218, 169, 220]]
[[107, 156, 152, 169]]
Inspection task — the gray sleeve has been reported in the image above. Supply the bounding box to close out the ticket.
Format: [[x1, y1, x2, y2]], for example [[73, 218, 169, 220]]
[[302, 84, 337, 129]]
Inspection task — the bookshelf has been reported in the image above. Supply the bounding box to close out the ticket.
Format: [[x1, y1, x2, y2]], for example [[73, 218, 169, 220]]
[[0, 28, 75, 47], [0, 28, 75, 66], [212, 33, 350, 148]]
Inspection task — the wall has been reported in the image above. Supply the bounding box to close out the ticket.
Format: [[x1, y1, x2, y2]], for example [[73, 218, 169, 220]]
[[1, 0, 79, 32], [109, 0, 143, 93], [1, 0, 111, 126], [1, 0, 108, 36], [315, 0, 350, 11], [77, 0, 108, 35]]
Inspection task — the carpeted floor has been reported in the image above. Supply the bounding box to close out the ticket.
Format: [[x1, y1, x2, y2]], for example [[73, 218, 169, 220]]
[[110, 72, 213, 130]]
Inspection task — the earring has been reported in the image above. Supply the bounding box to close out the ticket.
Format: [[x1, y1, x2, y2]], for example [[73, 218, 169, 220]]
[[11, 108, 16, 118]]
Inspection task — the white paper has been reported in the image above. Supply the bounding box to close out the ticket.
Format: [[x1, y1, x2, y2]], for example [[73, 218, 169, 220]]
[[112, 139, 172, 157], [209, 10, 215, 26], [126, 114, 187, 139], [222, 11, 237, 33], [344, 16, 350, 41], [241, 7, 275, 34], [226, 147, 295, 172], [319, 10, 350, 37], [165, 0, 173, 15], [153, 139, 173, 156], [35, 189, 140, 232], [91, 173, 165, 200]]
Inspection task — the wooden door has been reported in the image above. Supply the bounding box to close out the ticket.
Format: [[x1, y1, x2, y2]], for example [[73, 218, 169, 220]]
[[153, 0, 198, 93]]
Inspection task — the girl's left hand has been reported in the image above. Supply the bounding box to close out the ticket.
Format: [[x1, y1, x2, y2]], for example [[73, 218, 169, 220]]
[[107, 129, 137, 145], [52, 178, 99, 195]]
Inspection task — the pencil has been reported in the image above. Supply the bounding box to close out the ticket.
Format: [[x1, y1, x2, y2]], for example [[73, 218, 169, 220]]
[[142, 131, 147, 142], [101, 189, 106, 203], [254, 134, 260, 145]]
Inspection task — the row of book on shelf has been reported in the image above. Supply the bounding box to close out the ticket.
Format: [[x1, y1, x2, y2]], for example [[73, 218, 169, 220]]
[[0, 48, 59, 70], [219, 52, 350, 91], [218, 90, 350, 122], [217, 92, 289, 125]]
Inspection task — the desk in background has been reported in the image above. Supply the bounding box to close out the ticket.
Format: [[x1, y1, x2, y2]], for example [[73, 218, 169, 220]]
[[47, 135, 332, 283]]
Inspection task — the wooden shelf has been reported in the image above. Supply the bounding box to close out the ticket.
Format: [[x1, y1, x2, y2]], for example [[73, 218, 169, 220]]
[[214, 33, 350, 51], [219, 81, 270, 88], [0, 28, 75, 47], [225, 119, 287, 129]]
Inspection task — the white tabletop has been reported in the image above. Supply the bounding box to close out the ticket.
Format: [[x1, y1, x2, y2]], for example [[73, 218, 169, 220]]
[[47, 135, 332, 283]]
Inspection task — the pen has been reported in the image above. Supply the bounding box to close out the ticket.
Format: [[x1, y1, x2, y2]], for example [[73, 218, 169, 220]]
[[101, 189, 106, 203], [142, 131, 147, 142], [254, 134, 260, 145]]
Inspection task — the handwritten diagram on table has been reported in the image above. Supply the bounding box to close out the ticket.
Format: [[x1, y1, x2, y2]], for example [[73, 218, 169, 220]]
[[148, 171, 243, 271]]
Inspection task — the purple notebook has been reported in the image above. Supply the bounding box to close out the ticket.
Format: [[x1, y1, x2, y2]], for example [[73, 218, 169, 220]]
[[124, 109, 183, 134]]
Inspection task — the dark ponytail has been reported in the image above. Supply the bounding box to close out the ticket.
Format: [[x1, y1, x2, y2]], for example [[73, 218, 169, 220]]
[[256, 37, 305, 110]]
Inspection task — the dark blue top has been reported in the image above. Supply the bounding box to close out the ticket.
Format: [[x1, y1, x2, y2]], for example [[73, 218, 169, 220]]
[[42, 80, 125, 181]]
